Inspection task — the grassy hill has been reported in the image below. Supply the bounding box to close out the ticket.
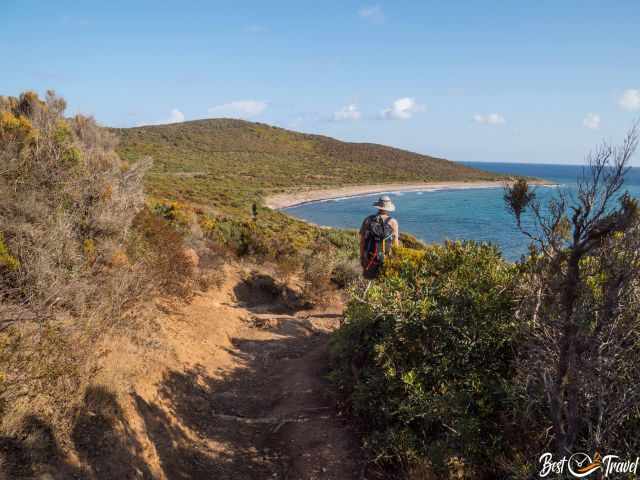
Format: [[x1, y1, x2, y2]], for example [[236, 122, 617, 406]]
[[114, 118, 504, 215]]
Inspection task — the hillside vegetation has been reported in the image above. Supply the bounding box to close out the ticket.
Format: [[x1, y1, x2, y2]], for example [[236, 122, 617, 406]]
[[113, 119, 487, 280], [0, 93, 460, 474], [332, 126, 640, 478], [114, 119, 503, 215], [4, 91, 639, 479]]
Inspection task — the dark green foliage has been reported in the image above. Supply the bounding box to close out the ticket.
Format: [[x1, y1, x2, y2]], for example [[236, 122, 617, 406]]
[[503, 178, 535, 227], [331, 242, 517, 476], [201, 216, 271, 258], [317, 228, 360, 256]]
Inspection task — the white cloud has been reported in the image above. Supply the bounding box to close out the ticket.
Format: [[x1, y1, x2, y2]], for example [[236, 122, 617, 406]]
[[208, 100, 267, 119], [137, 108, 185, 126], [583, 112, 600, 130], [168, 108, 185, 123], [358, 5, 384, 23], [381, 97, 425, 120], [618, 89, 640, 111], [333, 104, 361, 121], [473, 113, 506, 125]]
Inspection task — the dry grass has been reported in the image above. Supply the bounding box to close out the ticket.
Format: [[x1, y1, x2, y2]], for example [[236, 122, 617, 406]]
[[129, 208, 194, 298], [0, 91, 205, 451], [301, 241, 340, 305]]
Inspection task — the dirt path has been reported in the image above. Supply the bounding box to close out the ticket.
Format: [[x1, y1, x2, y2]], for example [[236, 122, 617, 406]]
[[68, 265, 364, 480], [165, 307, 363, 480]]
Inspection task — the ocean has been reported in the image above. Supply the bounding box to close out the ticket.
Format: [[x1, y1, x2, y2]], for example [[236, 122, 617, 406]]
[[283, 162, 640, 261]]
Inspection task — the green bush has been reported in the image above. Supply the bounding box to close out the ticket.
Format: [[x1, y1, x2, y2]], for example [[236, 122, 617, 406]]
[[331, 242, 518, 477], [318, 228, 359, 256], [200, 214, 361, 293], [201, 216, 270, 257]]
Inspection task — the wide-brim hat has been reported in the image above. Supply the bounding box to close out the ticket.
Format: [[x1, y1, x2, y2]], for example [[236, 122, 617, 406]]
[[372, 195, 395, 212]]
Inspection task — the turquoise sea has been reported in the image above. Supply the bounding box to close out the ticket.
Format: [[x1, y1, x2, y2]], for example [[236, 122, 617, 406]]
[[283, 162, 640, 261]]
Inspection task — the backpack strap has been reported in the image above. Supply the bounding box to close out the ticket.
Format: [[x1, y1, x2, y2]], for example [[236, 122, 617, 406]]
[[382, 216, 394, 239]]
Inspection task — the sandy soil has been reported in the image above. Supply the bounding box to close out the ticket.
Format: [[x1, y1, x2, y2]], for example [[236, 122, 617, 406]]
[[265, 180, 551, 209]]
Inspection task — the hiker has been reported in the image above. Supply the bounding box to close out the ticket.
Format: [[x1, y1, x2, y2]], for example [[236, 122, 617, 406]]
[[359, 195, 399, 279]]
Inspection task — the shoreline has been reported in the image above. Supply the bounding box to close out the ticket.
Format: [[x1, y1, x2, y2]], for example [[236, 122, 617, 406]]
[[265, 180, 553, 210]]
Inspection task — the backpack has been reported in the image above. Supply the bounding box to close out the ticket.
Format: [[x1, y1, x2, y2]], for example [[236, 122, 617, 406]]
[[362, 214, 394, 279]]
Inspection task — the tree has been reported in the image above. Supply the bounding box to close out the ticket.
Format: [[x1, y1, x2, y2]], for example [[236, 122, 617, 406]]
[[504, 122, 640, 457]]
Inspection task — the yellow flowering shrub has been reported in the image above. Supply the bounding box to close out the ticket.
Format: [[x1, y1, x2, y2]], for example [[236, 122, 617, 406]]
[[0, 233, 19, 271]]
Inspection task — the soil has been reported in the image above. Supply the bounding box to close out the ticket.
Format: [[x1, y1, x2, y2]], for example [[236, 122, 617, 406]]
[[20, 263, 365, 480]]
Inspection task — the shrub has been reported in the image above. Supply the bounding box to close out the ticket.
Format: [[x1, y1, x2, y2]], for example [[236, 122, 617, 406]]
[[302, 240, 337, 304], [0, 91, 151, 312], [398, 232, 426, 250], [200, 215, 270, 257], [151, 200, 194, 232], [272, 241, 303, 282], [318, 228, 359, 254], [0, 233, 19, 271], [129, 208, 193, 298], [330, 256, 360, 288], [503, 125, 640, 467], [331, 242, 518, 477], [0, 91, 152, 439]]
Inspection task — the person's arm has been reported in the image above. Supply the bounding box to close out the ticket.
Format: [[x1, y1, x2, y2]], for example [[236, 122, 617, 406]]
[[359, 218, 368, 264], [391, 219, 400, 247]]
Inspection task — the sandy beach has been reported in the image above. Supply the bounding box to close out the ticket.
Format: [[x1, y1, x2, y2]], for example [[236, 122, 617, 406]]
[[265, 180, 550, 210]]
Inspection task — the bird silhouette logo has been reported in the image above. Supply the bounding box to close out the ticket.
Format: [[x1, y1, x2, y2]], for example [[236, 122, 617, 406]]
[[568, 452, 602, 477]]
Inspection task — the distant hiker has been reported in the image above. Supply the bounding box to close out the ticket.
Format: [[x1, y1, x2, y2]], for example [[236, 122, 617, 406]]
[[252, 202, 258, 220], [359, 195, 399, 279]]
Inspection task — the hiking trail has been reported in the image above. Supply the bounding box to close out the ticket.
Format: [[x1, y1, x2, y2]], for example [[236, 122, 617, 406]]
[[79, 263, 364, 480]]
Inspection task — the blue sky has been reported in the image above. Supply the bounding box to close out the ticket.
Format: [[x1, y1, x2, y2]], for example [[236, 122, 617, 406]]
[[2, 0, 639, 164]]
